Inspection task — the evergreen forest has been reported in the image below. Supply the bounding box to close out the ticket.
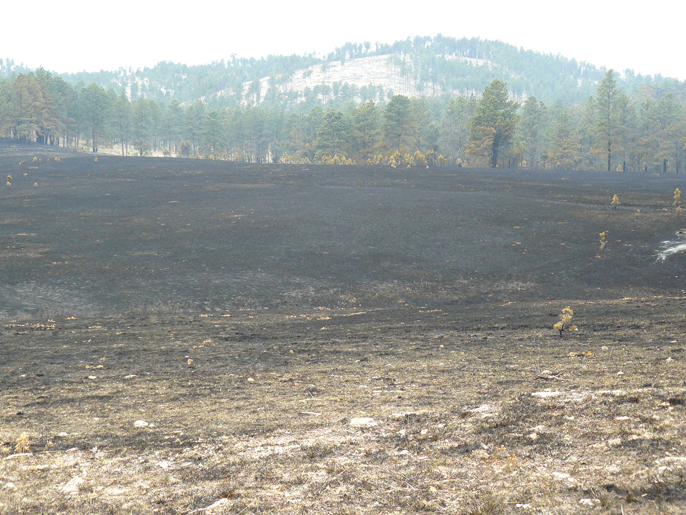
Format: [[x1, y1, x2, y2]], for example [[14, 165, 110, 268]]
[[2, 36, 686, 172]]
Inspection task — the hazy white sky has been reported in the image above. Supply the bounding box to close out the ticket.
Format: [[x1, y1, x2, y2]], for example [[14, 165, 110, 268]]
[[3, 1, 684, 80]]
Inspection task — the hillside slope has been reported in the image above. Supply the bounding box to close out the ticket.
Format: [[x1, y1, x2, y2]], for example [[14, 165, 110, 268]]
[[11, 36, 678, 108]]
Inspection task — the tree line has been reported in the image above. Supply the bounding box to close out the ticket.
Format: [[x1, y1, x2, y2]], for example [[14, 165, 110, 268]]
[[1, 67, 685, 172]]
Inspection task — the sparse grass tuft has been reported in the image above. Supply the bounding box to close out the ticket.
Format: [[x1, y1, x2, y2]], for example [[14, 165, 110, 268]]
[[553, 306, 577, 337], [14, 433, 30, 454], [462, 494, 505, 515]]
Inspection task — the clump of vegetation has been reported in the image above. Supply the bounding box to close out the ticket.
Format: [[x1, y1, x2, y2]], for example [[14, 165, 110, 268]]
[[674, 188, 681, 216], [14, 433, 30, 454], [599, 231, 607, 250], [553, 307, 577, 338], [611, 194, 620, 209]]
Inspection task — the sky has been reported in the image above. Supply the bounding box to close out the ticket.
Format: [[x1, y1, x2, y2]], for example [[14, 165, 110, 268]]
[[2, 1, 684, 80]]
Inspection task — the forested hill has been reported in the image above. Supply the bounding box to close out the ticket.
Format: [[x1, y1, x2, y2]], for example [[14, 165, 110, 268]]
[[3, 36, 683, 108]]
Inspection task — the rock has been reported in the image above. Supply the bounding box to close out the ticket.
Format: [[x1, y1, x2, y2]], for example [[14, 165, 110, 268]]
[[532, 391, 563, 398], [350, 417, 376, 427], [62, 476, 84, 494], [552, 472, 574, 482], [205, 498, 229, 512], [468, 404, 494, 413], [157, 460, 171, 470], [134, 420, 149, 428], [607, 437, 622, 447], [189, 498, 229, 513]]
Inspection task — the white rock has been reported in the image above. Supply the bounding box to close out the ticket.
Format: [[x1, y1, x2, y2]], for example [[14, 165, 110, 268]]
[[607, 437, 622, 447], [189, 498, 229, 513], [579, 499, 600, 506], [204, 498, 229, 512], [157, 460, 171, 470], [62, 476, 84, 494], [468, 404, 494, 413], [134, 420, 149, 428], [552, 472, 575, 482], [532, 391, 563, 398], [350, 417, 376, 427]]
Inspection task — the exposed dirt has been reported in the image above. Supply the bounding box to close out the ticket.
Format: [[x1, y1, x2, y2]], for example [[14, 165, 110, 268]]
[[1, 141, 685, 514]]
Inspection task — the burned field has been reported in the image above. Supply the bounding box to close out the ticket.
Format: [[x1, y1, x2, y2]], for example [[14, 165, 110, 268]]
[[1, 144, 686, 514]]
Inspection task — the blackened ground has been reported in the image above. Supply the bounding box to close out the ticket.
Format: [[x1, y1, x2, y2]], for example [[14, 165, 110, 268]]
[[1, 141, 685, 318], [1, 142, 686, 514]]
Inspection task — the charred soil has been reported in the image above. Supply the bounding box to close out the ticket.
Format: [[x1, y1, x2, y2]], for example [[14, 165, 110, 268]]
[[1, 143, 685, 514]]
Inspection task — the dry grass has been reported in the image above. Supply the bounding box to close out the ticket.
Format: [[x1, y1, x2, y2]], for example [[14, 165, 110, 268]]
[[1, 299, 685, 514]]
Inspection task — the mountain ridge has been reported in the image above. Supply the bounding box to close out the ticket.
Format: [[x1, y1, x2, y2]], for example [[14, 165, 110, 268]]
[[4, 35, 682, 108]]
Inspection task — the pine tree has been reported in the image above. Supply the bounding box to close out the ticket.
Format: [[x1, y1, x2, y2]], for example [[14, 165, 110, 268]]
[[517, 96, 547, 169], [383, 94, 413, 153], [593, 70, 626, 172], [352, 101, 381, 161], [468, 79, 519, 167]]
